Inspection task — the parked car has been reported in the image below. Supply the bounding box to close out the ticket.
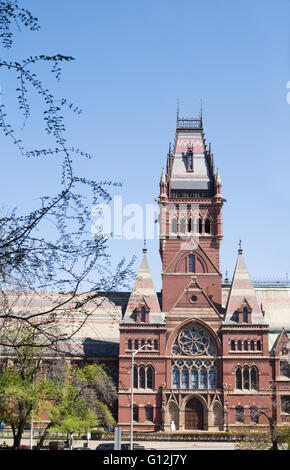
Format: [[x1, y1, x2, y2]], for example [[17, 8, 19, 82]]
[[96, 443, 114, 450], [72, 446, 92, 450], [96, 443, 145, 450], [48, 440, 65, 450]]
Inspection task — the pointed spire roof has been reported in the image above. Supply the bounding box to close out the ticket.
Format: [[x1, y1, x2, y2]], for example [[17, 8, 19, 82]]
[[224, 247, 267, 325], [122, 248, 164, 324], [160, 167, 166, 185], [216, 168, 221, 185]]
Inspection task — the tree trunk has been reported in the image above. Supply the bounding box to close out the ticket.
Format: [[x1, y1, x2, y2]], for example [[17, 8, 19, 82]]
[[35, 423, 53, 450]]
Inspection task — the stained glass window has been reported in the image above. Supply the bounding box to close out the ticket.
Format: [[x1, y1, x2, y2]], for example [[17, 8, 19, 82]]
[[190, 367, 198, 389], [181, 367, 189, 389], [200, 367, 207, 389], [209, 367, 216, 389], [171, 324, 217, 390], [172, 325, 217, 357], [172, 367, 180, 389]]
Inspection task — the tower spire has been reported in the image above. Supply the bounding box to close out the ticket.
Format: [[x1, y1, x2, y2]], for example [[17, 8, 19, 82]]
[[200, 98, 203, 122], [176, 99, 180, 126]]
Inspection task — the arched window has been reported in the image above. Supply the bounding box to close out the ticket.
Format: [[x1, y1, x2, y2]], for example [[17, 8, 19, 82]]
[[243, 366, 250, 390], [128, 339, 132, 350], [188, 254, 195, 273], [250, 366, 258, 390], [181, 367, 189, 389], [139, 367, 145, 389], [134, 339, 138, 350], [205, 219, 211, 234], [244, 340, 248, 351], [172, 367, 180, 389], [154, 339, 158, 351], [190, 367, 198, 389], [147, 366, 154, 389], [209, 367, 217, 389], [236, 365, 259, 390], [147, 339, 152, 350], [171, 216, 177, 234], [250, 340, 255, 351], [230, 340, 235, 351], [188, 218, 193, 233], [200, 367, 207, 389], [145, 405, 154, 422], [141, 338, 145, 348], [237, 340, 242, 351], [236, 367, 242, 389], [257, 340, 261, 351], [180, 217, 186, 234], [133, 366, 138, 388], [198, 218, 202, 234]]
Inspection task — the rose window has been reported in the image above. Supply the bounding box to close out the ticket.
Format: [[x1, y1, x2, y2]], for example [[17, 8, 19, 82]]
[[172, 325, 217, 356]]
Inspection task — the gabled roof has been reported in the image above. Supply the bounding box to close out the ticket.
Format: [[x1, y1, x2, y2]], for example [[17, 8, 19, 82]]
[[121, 249, 165, 325], [223, 248, 267, 325]]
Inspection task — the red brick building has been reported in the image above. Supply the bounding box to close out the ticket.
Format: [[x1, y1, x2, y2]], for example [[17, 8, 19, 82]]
[[118, 113, 290, 431]]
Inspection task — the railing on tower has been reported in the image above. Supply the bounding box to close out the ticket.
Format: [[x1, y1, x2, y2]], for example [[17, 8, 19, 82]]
[[177, 118, 202, 129]]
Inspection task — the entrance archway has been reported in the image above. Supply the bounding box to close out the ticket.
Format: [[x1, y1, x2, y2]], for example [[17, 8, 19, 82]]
[[185, 397, 204, 430]]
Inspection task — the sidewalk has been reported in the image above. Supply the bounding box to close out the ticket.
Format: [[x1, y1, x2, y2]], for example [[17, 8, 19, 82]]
[[0, 437, 236, 451]]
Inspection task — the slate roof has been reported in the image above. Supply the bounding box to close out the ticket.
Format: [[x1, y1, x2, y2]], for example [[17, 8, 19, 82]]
[[121, 249, 165, 325], [223, 249, 267, 326]]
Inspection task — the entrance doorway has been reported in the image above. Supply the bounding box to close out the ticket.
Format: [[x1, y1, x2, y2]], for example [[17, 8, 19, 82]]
[[185, 397, 204, 430]]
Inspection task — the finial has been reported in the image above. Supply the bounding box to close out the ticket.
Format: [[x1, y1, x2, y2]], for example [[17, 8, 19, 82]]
[[216, 168, 221, 184], [177, 99, 180, 124], [143, 239, 147, 253], [200, 98, 203, 122], [238, 238, 243, 254]]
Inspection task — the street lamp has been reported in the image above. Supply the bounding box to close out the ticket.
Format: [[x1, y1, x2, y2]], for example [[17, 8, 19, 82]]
[[225, 400, 229, 432], [130, 343, 151, 451]]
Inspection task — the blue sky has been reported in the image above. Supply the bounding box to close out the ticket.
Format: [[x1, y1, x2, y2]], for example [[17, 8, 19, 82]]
[[1, 0, 290, 291]]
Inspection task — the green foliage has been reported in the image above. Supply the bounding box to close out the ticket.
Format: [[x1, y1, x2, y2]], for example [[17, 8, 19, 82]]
[[234, 424, 290, 451], [0, 329, 117, 448], [40, 363, 116, 437]]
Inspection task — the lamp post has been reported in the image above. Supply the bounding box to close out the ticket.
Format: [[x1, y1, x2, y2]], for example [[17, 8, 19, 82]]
[[130, 343, 150, 451], [225, 400, 229, 432]]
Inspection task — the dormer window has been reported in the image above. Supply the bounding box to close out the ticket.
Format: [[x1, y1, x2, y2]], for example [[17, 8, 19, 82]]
[[243, 308, 248, 323], [141, 307, 146, 323], [136, 301, 150, 323], [236, 300, 252, 324], [187, 146, 193, 172]]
